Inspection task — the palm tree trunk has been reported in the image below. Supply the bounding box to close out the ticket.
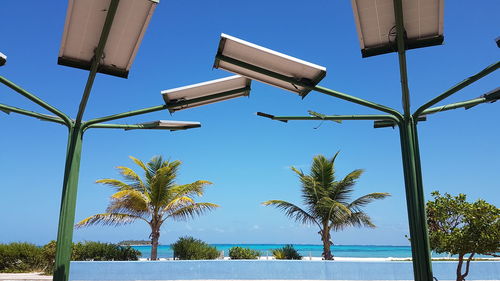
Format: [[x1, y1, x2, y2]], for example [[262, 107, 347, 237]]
[[150, 225, 160, 260], [321, 227, 334, 260]]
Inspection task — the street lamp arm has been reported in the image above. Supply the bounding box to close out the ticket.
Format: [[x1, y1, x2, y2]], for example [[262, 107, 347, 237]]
[[0, 76, 72, 127], [313, 85, 403, 120], [0, 103, 68, 125], [419, 97, 493, 116], [85, 123, 157, 130], [216, 54, 402, 120], [257, 112, 399, 122], [82, 104, 167, 130], [413, 61, 500, 119]]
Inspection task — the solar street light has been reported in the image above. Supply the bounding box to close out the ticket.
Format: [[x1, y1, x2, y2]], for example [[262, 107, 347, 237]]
[[214, 33, 326, 97], [0, 52, 6, 66], [124, 120, 201, 131], [58, 0, 158, 78], [496, 37, 500, 48], [351, 0, 444, 57], [162, 75, 251, 113]]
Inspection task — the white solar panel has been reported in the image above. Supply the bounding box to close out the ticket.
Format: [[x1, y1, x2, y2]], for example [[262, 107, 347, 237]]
[[351, 0, 444, 57], [161, 75, 251, 113], [133, 120, 201, 130], [214, 34, 327, 96], [58, 0, 158, 77]]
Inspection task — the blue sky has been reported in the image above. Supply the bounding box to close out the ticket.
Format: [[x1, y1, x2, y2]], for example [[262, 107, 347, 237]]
[[0, 0, 498, 247]]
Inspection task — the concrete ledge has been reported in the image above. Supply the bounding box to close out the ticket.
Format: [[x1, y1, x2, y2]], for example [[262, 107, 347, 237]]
[[69, 260, 500, 280]]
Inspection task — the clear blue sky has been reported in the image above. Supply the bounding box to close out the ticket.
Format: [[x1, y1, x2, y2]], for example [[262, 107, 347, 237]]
[[1, 0, 498, 246]]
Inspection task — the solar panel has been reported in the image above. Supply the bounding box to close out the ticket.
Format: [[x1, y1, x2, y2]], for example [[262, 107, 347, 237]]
[[161, 75, 251, 113], [214, 34, 327, 97], [58, 0, 158, 78], [351, 0, 444, 57]]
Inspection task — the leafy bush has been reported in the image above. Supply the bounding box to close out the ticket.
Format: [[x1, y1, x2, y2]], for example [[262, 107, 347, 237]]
[[0, 243, 45, 273], [171, 237, 219, 260], [42, 241, 140, 274], [228, 247, 260, 259], [1, 241, 141, 274], [72, 241, 141, 261], [272, 245, 302, 260]]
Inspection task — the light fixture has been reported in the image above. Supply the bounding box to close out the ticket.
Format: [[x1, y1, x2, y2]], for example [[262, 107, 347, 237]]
[[125, 120, 201, 131], [161, 75, 251, 113], [256, 112, 287, 123], [58, 0, 158, 78], [484, 87, 500, 102], [0, 52, 6, 66], [351, 0, 444, 57], [214, 33, 326, 97]]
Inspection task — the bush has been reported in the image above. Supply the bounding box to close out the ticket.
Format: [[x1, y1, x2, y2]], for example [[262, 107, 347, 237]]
[[228, 247, 260, 259], [42, 241, 140, 274], [171, 237, 219, 260], [0, 243, 45, 273], [272, 245, 302, 260], [72, 241, 141, 261], [0, 241, 141, 274]]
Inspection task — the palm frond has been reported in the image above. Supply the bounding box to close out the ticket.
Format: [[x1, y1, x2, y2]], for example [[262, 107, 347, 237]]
[[163, 196, 195, 213], [290, 166, 304, 177], [166, 202, 219, 221], [169, 180, 213, 199], [329, 169, 365, 203], [129, 156, 148, 173], [95, 179, 132, 190], [262, 200, 319, 227], [116, 166, 144, 187], [349, 193, 391, 211], [107, 189, 150, 214], [316, 197, 352, 222], [75, 213, 146, 228], [331, 211, 375, 231], [308, 110, 342, 124]]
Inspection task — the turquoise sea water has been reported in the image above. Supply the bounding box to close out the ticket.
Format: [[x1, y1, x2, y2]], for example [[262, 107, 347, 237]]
[[131, 244, 452, 259]]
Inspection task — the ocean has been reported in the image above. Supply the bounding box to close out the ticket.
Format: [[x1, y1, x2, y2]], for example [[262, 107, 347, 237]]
[[131, 244, 453, 259]]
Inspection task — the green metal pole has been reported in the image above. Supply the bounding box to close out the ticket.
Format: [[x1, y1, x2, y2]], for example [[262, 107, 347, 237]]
[[398, 117, 433, 281], [53, 1, 119, 281], [393, 0, 433, 280], [53, 125, 83, 281]]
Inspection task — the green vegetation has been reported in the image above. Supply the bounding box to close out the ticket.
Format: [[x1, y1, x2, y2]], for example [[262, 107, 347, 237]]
[[0, 241, 140, 274], [263, 152, 390, 260], [427, 191, 500, 281], [0, 243, 45, 273], [228, 246, 260, 259], [171, 237, 219, 260], [118, 240, 151, 246], [76, 156, 218, 260], [272, 245, 302, 260]]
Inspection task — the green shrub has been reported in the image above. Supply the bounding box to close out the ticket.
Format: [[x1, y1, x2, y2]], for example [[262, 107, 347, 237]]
[[272, 245, 302, 260], [72, 241, 141, 261], [228, 247, 260, 259], [171, 237, 219, 260], [0, 242, 45, 273], [0, 241, 141, 274], [41, 241, 140, 274]]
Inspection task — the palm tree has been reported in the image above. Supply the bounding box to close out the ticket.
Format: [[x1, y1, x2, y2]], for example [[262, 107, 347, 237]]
[[76, 156, 218, 260], [263, 152, 390, 260]]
